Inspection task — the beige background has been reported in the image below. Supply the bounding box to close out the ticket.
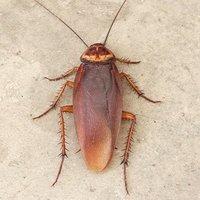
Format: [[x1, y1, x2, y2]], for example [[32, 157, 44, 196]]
[[0, 0, 200, 199]]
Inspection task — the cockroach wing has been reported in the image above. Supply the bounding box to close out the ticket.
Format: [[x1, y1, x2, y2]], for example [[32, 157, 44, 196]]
[[73, 63, 123, 171]]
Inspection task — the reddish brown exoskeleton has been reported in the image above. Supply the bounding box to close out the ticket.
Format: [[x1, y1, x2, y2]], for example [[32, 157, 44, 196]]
[[33, 0, 160, 194]]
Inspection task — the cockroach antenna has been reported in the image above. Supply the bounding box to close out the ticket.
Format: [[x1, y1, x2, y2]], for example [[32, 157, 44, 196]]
[[103, 0, 127, 45], [34, 0, 88, 47]]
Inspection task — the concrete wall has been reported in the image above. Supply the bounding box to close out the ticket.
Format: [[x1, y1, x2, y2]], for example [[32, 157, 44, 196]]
[[0, 0, 199, 199]]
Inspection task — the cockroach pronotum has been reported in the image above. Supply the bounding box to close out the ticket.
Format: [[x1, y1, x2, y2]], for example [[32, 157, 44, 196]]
[[33, 0, 161, 194]]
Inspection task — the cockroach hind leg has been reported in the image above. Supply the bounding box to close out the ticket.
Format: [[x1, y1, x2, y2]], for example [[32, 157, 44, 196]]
[[121, 111, 137, 195], [124, 164, 130, 195], [51, 155, 66, 187], [52, 105, 73, 186]]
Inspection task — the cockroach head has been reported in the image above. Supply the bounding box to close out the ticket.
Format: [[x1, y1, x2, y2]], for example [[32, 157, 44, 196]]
[[81, 43, 115, 63]]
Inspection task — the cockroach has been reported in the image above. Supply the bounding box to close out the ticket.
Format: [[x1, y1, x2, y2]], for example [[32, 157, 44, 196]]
[[33, 0, 161, 194]]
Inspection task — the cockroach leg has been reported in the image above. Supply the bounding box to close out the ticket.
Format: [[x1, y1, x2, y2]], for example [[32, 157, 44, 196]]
[[52, 105, 73, 186], [116, 57, 141, 65], [121, 111, 137, 195], [44, 67, 78, 81], [120, 72, 161, 103], [75, 149, 81, 154], [33, 81, 74, 119]]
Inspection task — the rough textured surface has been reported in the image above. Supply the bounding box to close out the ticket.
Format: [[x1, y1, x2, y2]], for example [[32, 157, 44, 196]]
[[0, 0, 200, 199]]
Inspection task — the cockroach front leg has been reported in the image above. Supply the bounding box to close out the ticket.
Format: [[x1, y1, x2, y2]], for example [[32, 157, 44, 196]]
[[52, 105, 73, 186], [45, 67, 78, 81], [120, 72, 161, 103], [116, 57, 141, 65], [33, 80, 74, 119], [121, 111, 137, 195]]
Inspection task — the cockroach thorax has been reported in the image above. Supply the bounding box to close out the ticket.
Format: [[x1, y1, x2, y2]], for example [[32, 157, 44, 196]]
[[80, 43, 115, 63]]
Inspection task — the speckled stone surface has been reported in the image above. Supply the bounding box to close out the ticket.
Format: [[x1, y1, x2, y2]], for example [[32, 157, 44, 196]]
[[0, 0, 200, 199]]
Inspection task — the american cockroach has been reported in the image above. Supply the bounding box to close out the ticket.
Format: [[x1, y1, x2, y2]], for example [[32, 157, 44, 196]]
[[33, 0, 161, 194]]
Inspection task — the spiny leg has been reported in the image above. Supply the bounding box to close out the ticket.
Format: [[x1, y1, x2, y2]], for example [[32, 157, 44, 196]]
[[33, 81, 74, 119], [52, 105, 73, 186], [45, 67, 78, 81], [116, 57, 141, 65], [121, 111, 137, 195], [120, 72, 161, 103]]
